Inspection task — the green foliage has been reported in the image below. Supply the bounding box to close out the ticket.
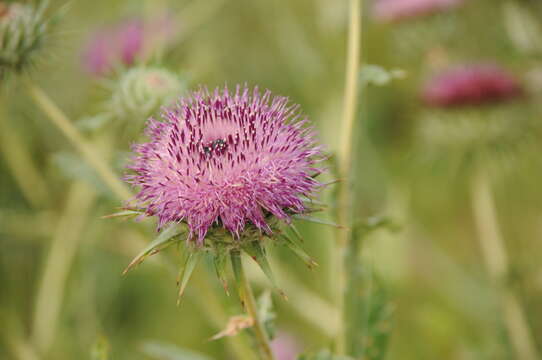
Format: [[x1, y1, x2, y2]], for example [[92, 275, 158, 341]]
[[123, 223, 186, 274], [297, 349, 354, 360], [359, 65, 406, 87], [344, 217, 398, 359], [257, 290, 276, 340], [90, 335, 110, 360], [142, 341, 214, 360]]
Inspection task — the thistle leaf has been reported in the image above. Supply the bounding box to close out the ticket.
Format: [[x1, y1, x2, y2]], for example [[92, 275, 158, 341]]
[[279, 234, 318, 269], [101, 209, 143, 219], [213, 248, 230, 295], [293, 214, 343, 228], [242, 241, 286, 299], [230, 250, 247, 308], [176, 251, 202, 305], [123, 223, 185, 275]]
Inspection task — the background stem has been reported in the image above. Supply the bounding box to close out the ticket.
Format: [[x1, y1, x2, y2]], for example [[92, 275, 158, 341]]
[[24, 79, 133, 202], [335, 0, 362, 355], [31, 181, 96, 355], [470, 168, 539, 360]]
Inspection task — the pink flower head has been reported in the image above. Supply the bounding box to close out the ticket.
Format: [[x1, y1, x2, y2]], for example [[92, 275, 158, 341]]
[[126, 85, 324, 243], [422, 64, 523, 107], [83, 19, 143, 76], [373, 0, 463, 22], [82, 16, 177, 77]]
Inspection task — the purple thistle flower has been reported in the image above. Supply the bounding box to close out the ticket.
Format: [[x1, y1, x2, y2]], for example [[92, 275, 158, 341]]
[[82, 16, 177, 77], [83, 19, 144, 76], [422, 64, 523, 107], [373, 0, 463, 22], [126, 85, 324, 243]]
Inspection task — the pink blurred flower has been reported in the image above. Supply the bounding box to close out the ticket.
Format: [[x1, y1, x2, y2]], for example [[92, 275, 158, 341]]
[[373, 0, 463, 22], [82, 16, 177, 76], [83, 19, 143, 76], [271, 332, 302, 360], [422, 64, 523, 107]]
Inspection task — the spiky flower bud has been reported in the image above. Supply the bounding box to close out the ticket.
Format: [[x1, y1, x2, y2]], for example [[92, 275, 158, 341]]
[[110, 66, 184, 120], [0, 1, 48, 77]]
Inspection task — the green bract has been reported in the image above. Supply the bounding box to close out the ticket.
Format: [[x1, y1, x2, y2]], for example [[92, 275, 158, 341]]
[[0, 1, 48, 76]]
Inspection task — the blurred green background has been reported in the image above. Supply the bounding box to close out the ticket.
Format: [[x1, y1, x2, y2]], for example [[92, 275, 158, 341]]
[[1, 0, 542, 359]]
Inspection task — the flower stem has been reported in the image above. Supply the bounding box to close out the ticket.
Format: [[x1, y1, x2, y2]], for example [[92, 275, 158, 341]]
[[335, 0, 362, 355], [24, 78, 133, 202], [233, 251, 275, 360], [470, 168, 539, 360]]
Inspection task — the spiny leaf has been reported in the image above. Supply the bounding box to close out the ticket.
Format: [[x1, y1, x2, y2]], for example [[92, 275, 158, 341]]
[[101, 209, 143, 220], [279, 234, 318, 269], [289, 224, 304, 243], [242, 241, 287, 300], [230, 250, 247, 308], [213, 248, 230, 295], [176, 251, 202, 305], [293, 214, 343, 228], [123, 223, 185, 275]]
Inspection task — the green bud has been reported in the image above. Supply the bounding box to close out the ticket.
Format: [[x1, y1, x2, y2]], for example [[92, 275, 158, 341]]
[[110, 66, 185, 120], [0, 1, 48, 76]]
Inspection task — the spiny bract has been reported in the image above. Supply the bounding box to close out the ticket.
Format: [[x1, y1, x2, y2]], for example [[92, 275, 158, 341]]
[[126, 85, 324, 243]]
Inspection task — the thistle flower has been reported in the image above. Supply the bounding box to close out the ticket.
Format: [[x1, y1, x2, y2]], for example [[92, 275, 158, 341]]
[[422, 64, 523, 107], [416, 64, 533, 176], [110, 66, 184, 120], [83, 19, 143, 76], [0, 1, 48, 77], [126, 85, 324, 243], [82, 16, 176, 76], [373, 0, 463, 23]]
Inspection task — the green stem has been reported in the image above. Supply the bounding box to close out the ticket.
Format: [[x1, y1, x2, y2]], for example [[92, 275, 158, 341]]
[[335, 0, 362, 355], [0, 102, 50, 208], [31, 181, 96, 355], [24, 79, 133, 202], [191, 270, 256, 360], [232, 251, 275, 360], [470, 168, 539, 360]]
